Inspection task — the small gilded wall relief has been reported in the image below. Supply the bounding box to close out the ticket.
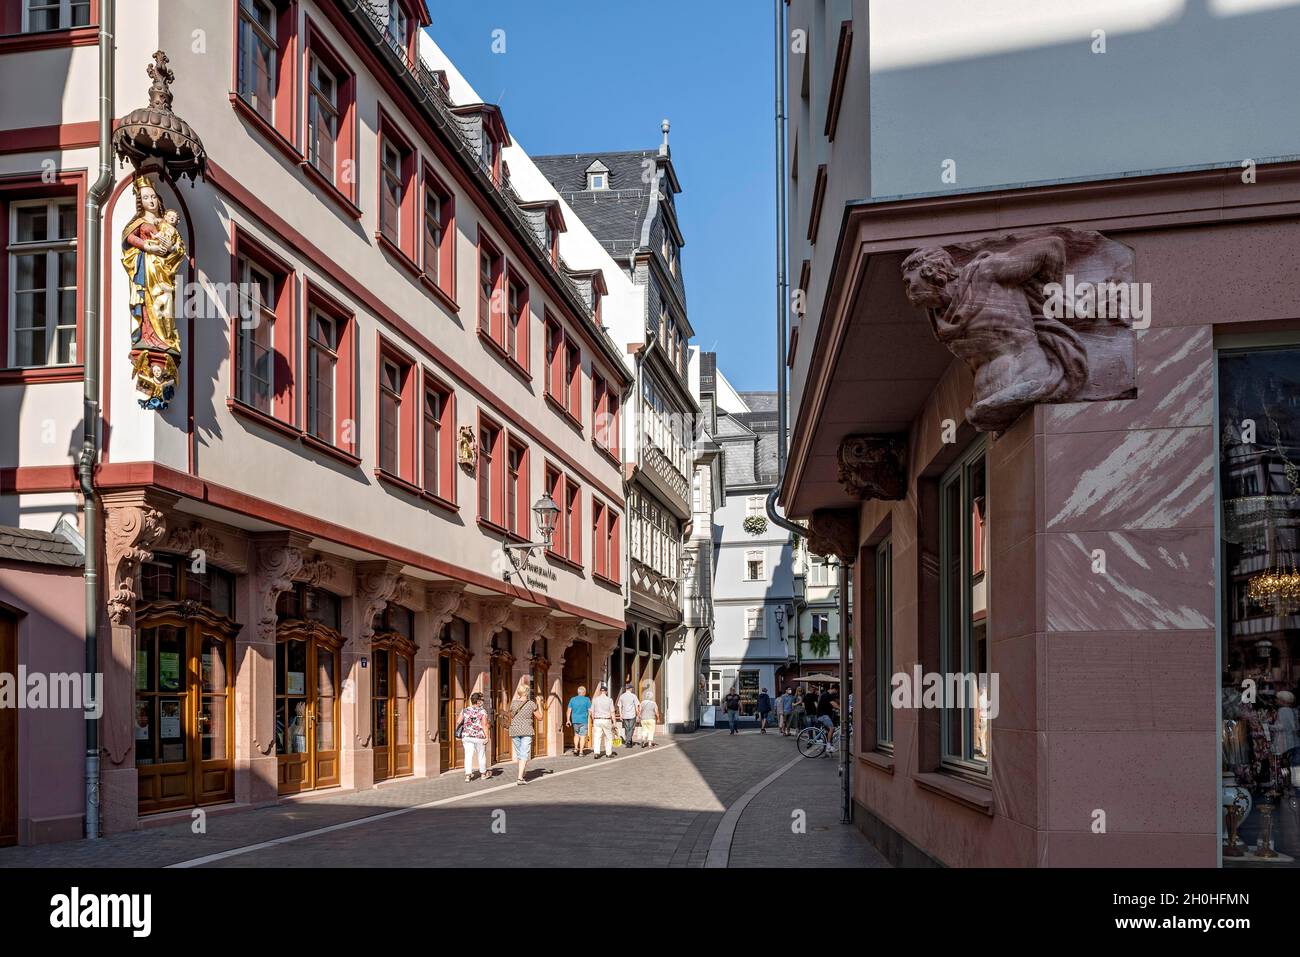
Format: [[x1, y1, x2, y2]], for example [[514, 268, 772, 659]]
[[901, 226, 1137, 433]]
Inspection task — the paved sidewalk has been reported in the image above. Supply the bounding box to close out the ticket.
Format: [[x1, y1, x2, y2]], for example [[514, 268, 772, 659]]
[[727, 750, 891, 868], [0, 730, 888, 867]]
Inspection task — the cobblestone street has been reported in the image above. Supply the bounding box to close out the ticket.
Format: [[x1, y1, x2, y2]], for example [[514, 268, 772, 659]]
[[0, 730, 886, 868]]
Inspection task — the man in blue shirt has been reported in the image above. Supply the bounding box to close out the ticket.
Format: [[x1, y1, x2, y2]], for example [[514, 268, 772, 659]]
[[566, 685, 592, 756]]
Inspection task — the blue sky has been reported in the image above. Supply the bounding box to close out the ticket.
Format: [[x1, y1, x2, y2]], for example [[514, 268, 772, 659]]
[[428, 1, 778, 391]]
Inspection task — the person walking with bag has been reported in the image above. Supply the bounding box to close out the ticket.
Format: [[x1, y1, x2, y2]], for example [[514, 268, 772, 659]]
[[457, 691, 491, 782], [638, 691, 659, 748], [507, 684, 540, 785], [590, 683, 616, 758], [756, 687, 773, 734]]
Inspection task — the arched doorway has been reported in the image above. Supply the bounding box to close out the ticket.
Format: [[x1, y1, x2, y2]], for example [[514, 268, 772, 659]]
[[561, 640, 590, 751], [372, 602, 415, 783], [135, 555, 238, 814], [274, 583, 343, 795]]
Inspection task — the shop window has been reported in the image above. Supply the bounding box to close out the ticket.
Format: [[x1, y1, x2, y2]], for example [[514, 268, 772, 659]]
[[1218, 345, 1300, 866], [506, 437, 529, 538], [274, 582, 343, 794], [376, 343, 416, 484], [6, 196, 77, 367], [421, 372, 454, 503], [939, 439, 990, 773], [421, 168, 453, 297], [304, 23, 356, 205], [477, 416, 505, 528], [232, 236, 294, 426], [875, 538, 893, 749], [377, 114, 416, 260]]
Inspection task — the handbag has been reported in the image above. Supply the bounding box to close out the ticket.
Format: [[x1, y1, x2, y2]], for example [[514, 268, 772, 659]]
[[454, 712, 466, 740]]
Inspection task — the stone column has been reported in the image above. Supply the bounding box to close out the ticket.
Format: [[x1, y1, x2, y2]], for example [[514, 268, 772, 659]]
[[100, 489, 174, 834], [544, 619, 580, 756], [341, 560, 402, 792], [243, 532, 311, 805], [414, 581, 465, 778]]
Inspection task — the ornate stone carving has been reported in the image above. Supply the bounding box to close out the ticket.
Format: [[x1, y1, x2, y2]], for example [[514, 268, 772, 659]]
[[254, 537, 307, 643], [807, 508, 858, 564], [297, 554, 335, 589], [426, 581, 466, 635], [105, 501, 168, 625], [902, 226, 1136, 433], [837, 434, 907, 500], [354, 561, 403, 651], [478, 596, 515, 633]]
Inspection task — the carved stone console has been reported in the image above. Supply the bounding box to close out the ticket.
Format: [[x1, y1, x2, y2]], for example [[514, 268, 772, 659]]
[[837, 434, 907, 500], [901, 226, 1136, 433], [807, 508, 859, 564]]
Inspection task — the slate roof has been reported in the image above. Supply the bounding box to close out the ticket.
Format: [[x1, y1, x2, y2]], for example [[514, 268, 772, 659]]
[[532, 150, 659, 259], [0, 524, 84, 568], [716, 390, 781, 489]]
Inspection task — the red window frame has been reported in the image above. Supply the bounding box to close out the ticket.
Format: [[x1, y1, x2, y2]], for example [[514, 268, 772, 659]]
[[504, 268, 529, 373], [591, 499, 607, 580], [565, 475, 582, 567], [544, 313, 563, 404], [0, 173, 86, 379], [375, 338, 417, 485], [505, 436, 530, 539], [302, 277, 357, 459], [564, 336, 582, 423], [607, 507, 621, 583], [477, 234, 504, 344], [420, 368, 455, 506], [420, 161, 455, 303], [477, 414, 506, 529], [592, 373, 620, 461], [302, 18, 358, 210], [230, 228, 296, 429], [0, 0, 98, 43], [545, 463, 567, 561], [376, 109, 417, 263], [231, 0, 298, 155]]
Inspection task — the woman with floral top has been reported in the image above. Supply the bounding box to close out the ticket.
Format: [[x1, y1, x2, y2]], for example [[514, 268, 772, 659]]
[[458, 691, 491, 782]]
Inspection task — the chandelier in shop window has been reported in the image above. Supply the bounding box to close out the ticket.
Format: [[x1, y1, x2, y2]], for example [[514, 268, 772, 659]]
[[1247, 560, 1300, 611]]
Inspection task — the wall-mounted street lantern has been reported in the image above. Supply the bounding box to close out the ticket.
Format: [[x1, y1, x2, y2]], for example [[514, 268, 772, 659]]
[[502, 493, 560, 580]]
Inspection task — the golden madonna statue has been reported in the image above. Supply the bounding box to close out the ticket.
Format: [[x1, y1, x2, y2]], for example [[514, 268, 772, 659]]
[[121, 173, 185, 409]]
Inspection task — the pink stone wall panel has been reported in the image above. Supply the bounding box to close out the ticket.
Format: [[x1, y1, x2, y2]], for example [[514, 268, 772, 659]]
[[1045, 831, 1218, 868], [1044, 427, 1215, 531], [1043, 530, 1214, 632], [1045, 631, 1216, 732]]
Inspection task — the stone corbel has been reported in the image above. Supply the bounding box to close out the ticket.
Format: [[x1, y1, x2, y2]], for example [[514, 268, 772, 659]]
[[901, 226, 1137, 433], [103, 490, 175, 626], [353, 560, 405, 652], [425, 581, 467, 650], [837, 434, 907, 500], [478, 596, 515, 635], [161, 519, 248, 575], [807, 508, 859, 564], [253, 533, 312, 644], [544, 616, 582, 666]]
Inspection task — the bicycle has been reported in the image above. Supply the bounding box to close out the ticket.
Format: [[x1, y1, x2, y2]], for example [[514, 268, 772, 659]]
[[795, 722, 841, 758]]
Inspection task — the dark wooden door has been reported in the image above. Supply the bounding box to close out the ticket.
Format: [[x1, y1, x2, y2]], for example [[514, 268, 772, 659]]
[[561, 642, 590, 751], [491, 656, 511, 762], [0, 611, 16, 846]]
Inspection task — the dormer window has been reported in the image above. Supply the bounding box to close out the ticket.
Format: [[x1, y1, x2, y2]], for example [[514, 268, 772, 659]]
[[386, 0, 408, 49], [585, 160, 610, 191]]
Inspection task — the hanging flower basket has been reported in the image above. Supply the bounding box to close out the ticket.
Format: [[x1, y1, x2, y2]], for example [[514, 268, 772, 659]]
[[743, 516, 768, 536]]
